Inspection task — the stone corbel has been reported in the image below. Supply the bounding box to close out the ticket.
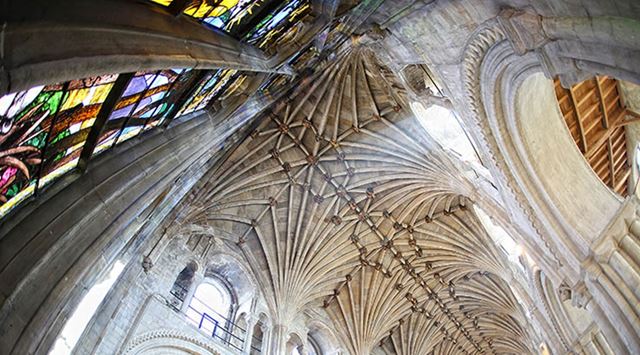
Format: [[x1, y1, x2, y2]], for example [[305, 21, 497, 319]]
[[142, 255, 153, 273], [558, 280, 592, 309], [558, 281, 572, 302], [497, 8, 592, 88], [351, 24, 386, 47], [537, 44, 592, 88], [570, 281, 592, 309], [497, 8, 549, 55], [417, 87, 454, 110]]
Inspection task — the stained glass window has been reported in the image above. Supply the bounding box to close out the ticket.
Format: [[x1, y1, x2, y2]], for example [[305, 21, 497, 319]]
[[243, 0, 310, 50], [93, 69, 194, 156], [0, 75, 118, 217], [149, 0, 268, 31], [177, 69, 239, 117], [40, 76, 118, 184], [0, 0, 310, 220], [185, 0, 264, 30], [147, 0, 311, 52], [0, 86, 59, 216]]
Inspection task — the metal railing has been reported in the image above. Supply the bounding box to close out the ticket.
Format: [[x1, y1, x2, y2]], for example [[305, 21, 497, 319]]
[[169, 284, 262, 353]]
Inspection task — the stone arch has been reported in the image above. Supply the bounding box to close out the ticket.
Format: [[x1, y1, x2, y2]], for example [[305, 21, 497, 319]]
[[534, 269, 576, 352], [249, 313, 269, 354], [170, 260, 199, 311], [460, 12, 640, 353], [286, 332, 305, 354], [232, 312, 249, 350], [306, 318, 342, 354], [123, 329, 222, 355]]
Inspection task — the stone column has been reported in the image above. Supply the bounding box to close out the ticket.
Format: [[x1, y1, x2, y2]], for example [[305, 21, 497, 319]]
[[242, 315, 257, 355], [267, 324, 288, 355], [575, 198, 640, 353], [260, 323, 271, 355], [180, 275, 201, 313]]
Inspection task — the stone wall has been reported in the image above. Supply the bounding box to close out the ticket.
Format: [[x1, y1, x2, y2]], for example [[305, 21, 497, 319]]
[[0, 107, 257, 354], [373, 0, 640, 353]]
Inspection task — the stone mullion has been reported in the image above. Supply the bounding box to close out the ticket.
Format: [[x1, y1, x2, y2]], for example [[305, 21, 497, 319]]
[[77, 73, 134, 172]]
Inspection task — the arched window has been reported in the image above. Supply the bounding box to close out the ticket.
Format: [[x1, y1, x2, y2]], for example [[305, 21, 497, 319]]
[[232, 313, 248, 350], [250, 316, 267, 354], [474, 206, 526, 271], [169, 261, 197, 310], [186, 278, 233, 335], [411, 101, 492, 181], [286, 333, 304, 355], [307, 333, 323, 355]]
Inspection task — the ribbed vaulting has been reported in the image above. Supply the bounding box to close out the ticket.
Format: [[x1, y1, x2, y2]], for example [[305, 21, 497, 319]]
[[2, 2, 640, 355], [178, 46, 534, 354]]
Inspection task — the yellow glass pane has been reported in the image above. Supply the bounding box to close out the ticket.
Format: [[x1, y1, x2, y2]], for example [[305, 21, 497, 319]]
[[184, 3, 213, 18], [150, 0, 173, 6], [212, 0, 239, 16], [60, 85, 114, 111]]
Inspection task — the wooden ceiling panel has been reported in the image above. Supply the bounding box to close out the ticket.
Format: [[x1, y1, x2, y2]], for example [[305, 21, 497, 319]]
[[554, 76, 636, 197]]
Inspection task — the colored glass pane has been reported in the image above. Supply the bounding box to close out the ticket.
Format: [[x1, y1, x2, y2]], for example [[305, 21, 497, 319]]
[[149, 0, 173, 5], [0, 85, 64, 217], [94, 69, 193, 156], [147, 0, 312, 54], [149, 0, 267, 31], [244, 0, 310, 50], [39, 75, 118, 187], [177, 69, 238, 117], [189, 0, 275, 32]]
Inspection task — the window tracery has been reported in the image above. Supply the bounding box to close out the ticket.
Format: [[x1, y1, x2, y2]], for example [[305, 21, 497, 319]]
[[0, 67, 254, 219], [148, 0, 311, 53]]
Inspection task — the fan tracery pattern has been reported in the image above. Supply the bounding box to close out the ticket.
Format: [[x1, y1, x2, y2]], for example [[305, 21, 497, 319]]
[[182, 47, 534, 354]]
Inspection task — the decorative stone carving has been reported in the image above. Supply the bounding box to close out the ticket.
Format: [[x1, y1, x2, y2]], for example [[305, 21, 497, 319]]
[[570, 282, 592, 309], [142, 255, 153, 273], [558, 281, 592, 308], [460, 20, 563, 266], [124, 329, 223, 354], [497, 7, 598, 87], [417, 87, 453, 110], [351, 24, 386, 47], [537, 44, 592, 88], [558, 282, 572, 302], [497, 8, 548, 55]]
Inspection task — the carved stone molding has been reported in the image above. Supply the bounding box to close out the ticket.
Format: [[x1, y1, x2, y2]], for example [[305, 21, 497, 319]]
[[123, 329, 223, 355], [460, 20, 563, 268], [557, 280, 591, 309]]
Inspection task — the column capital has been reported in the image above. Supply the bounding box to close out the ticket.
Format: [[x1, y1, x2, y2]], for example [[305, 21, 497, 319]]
[[498, 8, 549, 55]]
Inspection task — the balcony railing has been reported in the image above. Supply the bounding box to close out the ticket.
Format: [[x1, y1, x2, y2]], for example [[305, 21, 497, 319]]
[[170, 284, 262, 353]]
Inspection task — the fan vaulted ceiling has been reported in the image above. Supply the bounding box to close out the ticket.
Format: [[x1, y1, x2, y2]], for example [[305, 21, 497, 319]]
[[178, 46, 535, 354]]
